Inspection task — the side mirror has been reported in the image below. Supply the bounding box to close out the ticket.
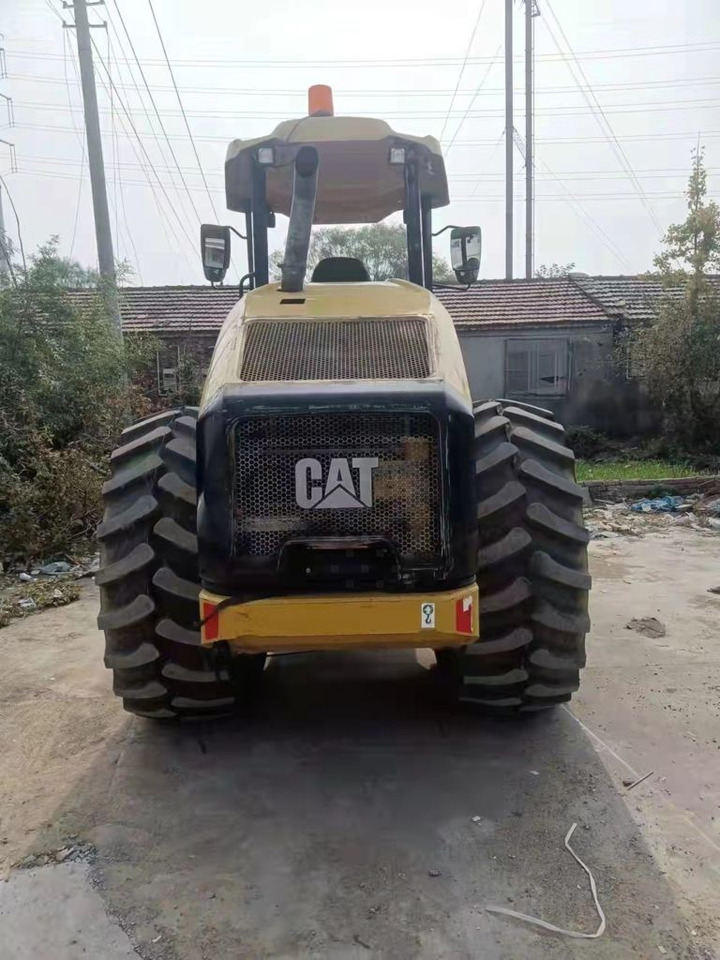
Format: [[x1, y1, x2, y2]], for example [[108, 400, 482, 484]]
[[201, 224, 231, 283], [450, 226, 482, 285]]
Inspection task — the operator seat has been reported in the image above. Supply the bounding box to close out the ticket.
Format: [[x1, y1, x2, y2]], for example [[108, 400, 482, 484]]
[[310, 257, 371, 283]]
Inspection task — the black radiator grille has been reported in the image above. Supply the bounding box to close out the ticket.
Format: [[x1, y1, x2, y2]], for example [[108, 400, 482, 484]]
[[233, 413, 442, 563], [238, 317, 431, 381]]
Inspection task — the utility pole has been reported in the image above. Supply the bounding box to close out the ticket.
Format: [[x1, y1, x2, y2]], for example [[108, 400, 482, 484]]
[[67, 0, 122, 337], [524, 0, 534, 279], [0, 183, 8, 282], [505, 0, 513, 280]]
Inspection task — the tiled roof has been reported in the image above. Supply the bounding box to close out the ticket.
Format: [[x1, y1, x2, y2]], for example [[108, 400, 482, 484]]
[[573, 273, 720, 324], [571, 275, 668, 324], [434, 277, 609, 329], [69, 285, 239, 334], [67, 277, 611, 335]]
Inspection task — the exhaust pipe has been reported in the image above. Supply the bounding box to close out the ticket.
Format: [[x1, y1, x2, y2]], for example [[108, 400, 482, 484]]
[[280, 146, 319, 292]]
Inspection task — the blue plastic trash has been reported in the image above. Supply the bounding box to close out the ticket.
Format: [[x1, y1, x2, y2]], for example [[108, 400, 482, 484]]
[[630, 496, 685, 513]]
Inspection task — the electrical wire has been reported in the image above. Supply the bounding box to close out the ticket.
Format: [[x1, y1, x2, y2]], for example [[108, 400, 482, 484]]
[[107, 0, 207, 233], [13, 38, 720, 67], [62, 26, 86, 258], [102, 7, 200, 279], [439, 0, 488, 142], [16, 167, 689, 203], [21, 96, 719, 120], [106, 30, 143, 283], [146, 0, 220, 222], [108, 29, 120, 257], [542, 0, 664, 237], [0, 174, 27, 276], [443, 44, 509, 153], [87, 31, 199, 260], [13, 71, 720, 99], [17, 121, 720, 148], [21, 153, 713, 184]]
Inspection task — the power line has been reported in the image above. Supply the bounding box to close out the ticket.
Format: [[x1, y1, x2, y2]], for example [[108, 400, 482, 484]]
[[105, 28, 143, 282], [61, 25, 86, 257], [13, 71, 720, 98], [15, 167, 690, 202], [101, 5, 200, 276], [18, 96, 720, 119], [107, 0, 206, 231], [86, 30, 199, 258], [439, 0, 488, 142], [21, 153, 714, 183], [146, 0, 219, 222], [441, 43, 503, 153], [12, 38, 720, 67], [0, 174, 27, 275], [542, 0, 664, 237], [18, 121, 720, 147], [46, 0, 197, 269], [107, 29, 119, 258]]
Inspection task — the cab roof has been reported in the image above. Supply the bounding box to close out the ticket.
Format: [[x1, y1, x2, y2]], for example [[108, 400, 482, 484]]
[[225, 116, 449, 224]]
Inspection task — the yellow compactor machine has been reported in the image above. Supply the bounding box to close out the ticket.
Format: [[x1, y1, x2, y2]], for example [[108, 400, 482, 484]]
[[97, 87, 591, 719]]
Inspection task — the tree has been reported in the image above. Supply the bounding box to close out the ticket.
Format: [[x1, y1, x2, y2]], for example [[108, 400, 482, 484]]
[[534, 262, 576, 278], [270, 223, 454, 283], [0, 241, 149, 559], [635, 148, 720, 451]]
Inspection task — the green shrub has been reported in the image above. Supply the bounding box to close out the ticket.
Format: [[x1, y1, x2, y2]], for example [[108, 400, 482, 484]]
[[0, 239, 152, 562]]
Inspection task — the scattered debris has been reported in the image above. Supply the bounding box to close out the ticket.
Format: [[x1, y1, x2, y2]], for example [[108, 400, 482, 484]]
[[14, 842, 92, 868], [0, 576, 81, 628], [631, 496, 685, 513], [627, 618, 666, 639], [471, 815, 482, 823], [152, 935, 162, 944], [428, 869, 441, 878], [38, 561, 72, 576], [18, 572, 34, 583], [485, 823, 606, 940], [530, 770, 540, 776], [353, 934, 371, 950], [624, 771, 655, 792]]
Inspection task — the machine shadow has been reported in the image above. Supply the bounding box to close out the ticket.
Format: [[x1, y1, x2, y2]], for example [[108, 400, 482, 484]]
[[55, 649, 695, 959]]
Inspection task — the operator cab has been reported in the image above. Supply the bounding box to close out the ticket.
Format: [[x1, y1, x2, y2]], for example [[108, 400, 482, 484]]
[[200, 85, 481, 293]]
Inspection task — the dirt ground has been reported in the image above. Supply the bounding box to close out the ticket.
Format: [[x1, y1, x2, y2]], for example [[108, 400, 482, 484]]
[[0, 526, 718, 959]]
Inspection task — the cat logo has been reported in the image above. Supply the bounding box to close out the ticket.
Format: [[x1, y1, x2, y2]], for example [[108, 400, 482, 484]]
[[295, 457, 379, 510]]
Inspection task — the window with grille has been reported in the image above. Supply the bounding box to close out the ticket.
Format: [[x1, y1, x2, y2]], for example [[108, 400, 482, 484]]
[[505, 338, 569, 396]]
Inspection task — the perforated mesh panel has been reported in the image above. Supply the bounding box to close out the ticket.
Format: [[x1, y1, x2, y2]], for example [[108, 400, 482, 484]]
[[239, 318, 431, 382], [233, 413, 442, 563]]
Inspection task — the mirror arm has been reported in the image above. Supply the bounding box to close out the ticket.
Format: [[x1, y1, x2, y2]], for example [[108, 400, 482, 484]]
[[431, 224, 464, 237]]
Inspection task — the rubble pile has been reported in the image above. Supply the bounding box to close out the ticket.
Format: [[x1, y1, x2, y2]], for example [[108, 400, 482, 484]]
[[586, 492, 720, 539]]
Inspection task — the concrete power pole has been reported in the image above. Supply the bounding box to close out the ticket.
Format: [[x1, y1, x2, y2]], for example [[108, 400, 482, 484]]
[[505, 0, 513, 280], [69, 0, 122, 336], [525, 0, 534, 279], [0, 183, 8, 282]]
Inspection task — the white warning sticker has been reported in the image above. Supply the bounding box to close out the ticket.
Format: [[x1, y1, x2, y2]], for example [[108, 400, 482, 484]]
[[420, 602, 436, 629]]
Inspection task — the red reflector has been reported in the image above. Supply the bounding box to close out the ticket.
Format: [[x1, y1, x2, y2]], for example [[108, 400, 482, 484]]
[[456, 595, 473, 634], [202, 601, 219, 641]]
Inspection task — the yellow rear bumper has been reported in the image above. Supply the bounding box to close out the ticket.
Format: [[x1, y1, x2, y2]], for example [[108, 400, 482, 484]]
[[199, 584, 478, 654]]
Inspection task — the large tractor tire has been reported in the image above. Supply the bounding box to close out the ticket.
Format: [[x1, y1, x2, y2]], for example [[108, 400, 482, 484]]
[[96, 409, 265, 720], [438, 399, 590, 712]]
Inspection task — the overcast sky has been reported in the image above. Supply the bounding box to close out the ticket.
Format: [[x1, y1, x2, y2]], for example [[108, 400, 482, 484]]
[[1, 0, 719, 284]]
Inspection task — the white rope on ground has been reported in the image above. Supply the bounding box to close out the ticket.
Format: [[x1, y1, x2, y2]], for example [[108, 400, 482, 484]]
[[485, 823, 606, 939]]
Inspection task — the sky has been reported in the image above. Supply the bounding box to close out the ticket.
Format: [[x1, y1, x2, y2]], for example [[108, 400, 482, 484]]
[[1, 0, 719, 285]]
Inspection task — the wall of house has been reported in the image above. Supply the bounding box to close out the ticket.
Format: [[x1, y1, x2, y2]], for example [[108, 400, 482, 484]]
[[457, 323, 658, 435]]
